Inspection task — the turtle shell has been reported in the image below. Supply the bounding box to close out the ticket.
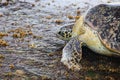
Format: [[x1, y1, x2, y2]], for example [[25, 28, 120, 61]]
[[85, 3, 120, 53]]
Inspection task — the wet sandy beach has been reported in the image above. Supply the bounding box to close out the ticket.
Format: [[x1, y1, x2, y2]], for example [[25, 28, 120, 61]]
[[0, 0, 120, 80]]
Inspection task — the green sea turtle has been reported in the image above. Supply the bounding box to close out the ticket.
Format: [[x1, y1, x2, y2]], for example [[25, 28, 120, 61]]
[[58, 3, 120, 70]]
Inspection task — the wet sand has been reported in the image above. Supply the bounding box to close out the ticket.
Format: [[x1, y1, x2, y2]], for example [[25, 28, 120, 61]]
[[0, 0, 120, 80]]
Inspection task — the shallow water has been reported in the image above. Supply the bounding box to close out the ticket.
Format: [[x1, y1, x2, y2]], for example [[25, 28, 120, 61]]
[[0, 0, 120, 80]]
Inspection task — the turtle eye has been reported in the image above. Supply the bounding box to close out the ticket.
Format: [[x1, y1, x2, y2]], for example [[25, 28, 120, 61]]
[[58, 31, 61, 35], [58, 31, 65, 37]]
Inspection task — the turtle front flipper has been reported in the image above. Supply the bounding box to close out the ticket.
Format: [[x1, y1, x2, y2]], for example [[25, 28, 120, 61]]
[[61, 37, 83, 71]]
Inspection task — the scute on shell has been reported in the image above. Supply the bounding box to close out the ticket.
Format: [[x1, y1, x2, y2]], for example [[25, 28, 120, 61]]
[[85, 3, 120, 53]]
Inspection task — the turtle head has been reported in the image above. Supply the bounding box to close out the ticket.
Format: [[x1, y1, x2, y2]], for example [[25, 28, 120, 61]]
[[57, 24, 74, 41], [72, 16, 85, 37], [57, 16, 85, 40]]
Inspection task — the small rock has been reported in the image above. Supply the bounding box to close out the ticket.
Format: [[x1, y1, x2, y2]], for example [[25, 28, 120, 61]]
[[9, 64, 15, 69], [4, 72, 13, 77], [41, 75, 51, 80], [105, 76, 115, 80], [31, 76, 38, 80], [0, 13, 3, 17], [68, 15, 74, 19], [46, 16, 52, 19], [0, 39, 9, 46], [15, 70, 25, 76], [55, 19, 64, 24], [28, 43, 36, 48], [0, 54, 5, 59], [85, 76, 92, 80], [76, 10, 81, 15], [0, 64, 3, 67], [74, 16, 80, 21]]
